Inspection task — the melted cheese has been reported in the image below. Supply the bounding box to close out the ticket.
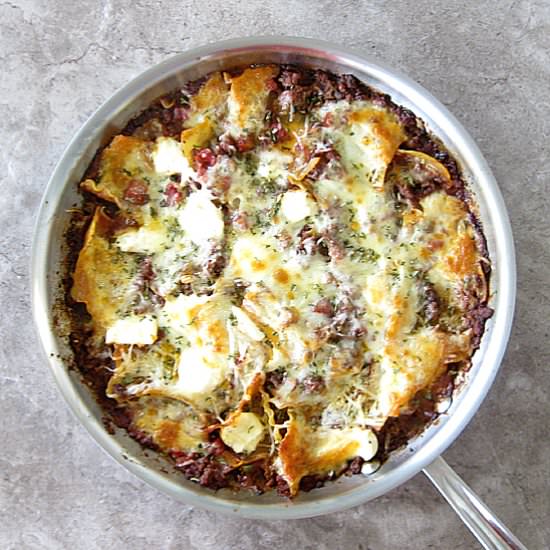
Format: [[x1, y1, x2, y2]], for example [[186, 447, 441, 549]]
[[115, 220, 167, 254], [175, 346, 227, 401], [231, 306, 265, 342], [257, 148, 293, 181]]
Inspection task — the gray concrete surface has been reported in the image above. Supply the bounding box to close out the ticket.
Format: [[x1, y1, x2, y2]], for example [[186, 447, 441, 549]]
[[1, 1, 549, 548]]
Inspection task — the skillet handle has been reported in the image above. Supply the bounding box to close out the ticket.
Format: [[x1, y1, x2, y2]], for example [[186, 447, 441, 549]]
[[423, 456, 528, 550]]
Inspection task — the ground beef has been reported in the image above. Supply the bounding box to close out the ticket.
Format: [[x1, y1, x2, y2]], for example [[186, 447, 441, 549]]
[[127, 426, 157, 450], [205, 245, 226, 280], [274, 475, 291, 497], [235, 134, 256, 152], [395, 178, 438, 207], [336, 296, 363, 333], [421, 281, 441, 325], [377, 397, 439, 457], [467, 305, 494, 348], [308, 143, 341, 180], [299, 475, 326, 492], [265, 117, 289, 144], [173, 451, 232, 490], [215, 133, 237, 156], [321, 227, 345, 262], [234, 464, 267, 494], [194, 147, 217, 174], [265, 371, 284, 392], [297, 224, 320, 255], [132, 257, 165, 313], [172, 437, 232, 490], [431, 371, 455, 400], [109, 407, 133, 430], [346, 456, 365, 475], [163, 180, 186, 206], [313, 297, 334, 316], [302, 375, 325, 393]]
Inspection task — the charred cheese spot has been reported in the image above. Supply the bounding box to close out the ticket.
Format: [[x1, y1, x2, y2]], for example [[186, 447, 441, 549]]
[[348, 107, 406, 166], [155, 419, 181, 449], [273, 268, 289, 285], [446, 232, 478, 277]]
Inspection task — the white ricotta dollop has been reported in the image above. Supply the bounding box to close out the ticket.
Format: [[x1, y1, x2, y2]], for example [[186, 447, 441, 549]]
[[152, 137, 195, 181], [220, 412, 265, 454], [105, 316, 158, 345], [175, 347, 226, 400], [280, 189, 317, 223], [178, 190, 225, 246], [115, 223, 166, 254]]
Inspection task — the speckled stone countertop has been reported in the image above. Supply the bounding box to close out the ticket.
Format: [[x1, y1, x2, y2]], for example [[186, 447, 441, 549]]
[[1, 1, 549, 548]]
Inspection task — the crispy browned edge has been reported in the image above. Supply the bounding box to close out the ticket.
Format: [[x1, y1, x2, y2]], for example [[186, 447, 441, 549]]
[[52, 64, 493, 495]]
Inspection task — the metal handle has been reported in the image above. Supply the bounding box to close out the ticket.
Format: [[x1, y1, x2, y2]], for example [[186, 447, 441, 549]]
[[423, 456, 528, 550]]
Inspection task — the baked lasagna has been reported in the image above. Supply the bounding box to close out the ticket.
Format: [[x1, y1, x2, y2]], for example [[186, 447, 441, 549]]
[[67, 64, 492, 496]]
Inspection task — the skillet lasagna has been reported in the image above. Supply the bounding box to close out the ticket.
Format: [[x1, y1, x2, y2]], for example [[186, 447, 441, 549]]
[[67, 64, 492, 496]]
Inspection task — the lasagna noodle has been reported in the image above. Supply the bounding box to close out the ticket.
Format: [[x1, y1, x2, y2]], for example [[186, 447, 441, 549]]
[[131, 396, 207, 452], [189, 72, 228, 118], [227, 65, 279, 134], [81, 135, 153, 209], [277, 411, 378, 496], [71, 208, 138, 333]]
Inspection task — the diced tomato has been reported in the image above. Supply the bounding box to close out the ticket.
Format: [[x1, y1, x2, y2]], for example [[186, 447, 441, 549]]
[[123, 179, 149, 205], [235, 134, 255, 153], [195, 147, 217, 168], [165, 182, 183, 206]]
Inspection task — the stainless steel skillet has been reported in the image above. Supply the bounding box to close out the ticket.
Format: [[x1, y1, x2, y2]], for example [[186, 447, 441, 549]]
[[31, 36, 524, 549]]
